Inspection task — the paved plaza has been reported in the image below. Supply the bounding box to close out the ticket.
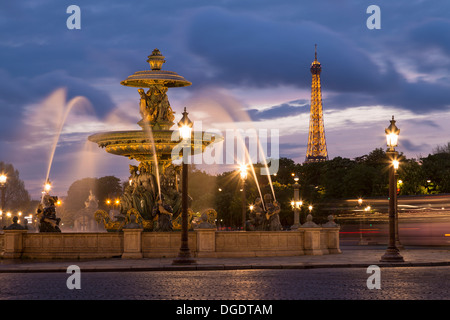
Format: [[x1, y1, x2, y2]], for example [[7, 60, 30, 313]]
[[0, 245, 448, 273]]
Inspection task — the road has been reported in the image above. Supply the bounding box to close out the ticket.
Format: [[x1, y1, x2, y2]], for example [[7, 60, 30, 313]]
[[0, 266, 449, 301], [339, 218, 450, 246], [337, 203, 450, 246]]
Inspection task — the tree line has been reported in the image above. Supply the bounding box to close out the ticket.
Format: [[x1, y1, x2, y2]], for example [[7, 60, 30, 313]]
[[1, 142, 449, 229]]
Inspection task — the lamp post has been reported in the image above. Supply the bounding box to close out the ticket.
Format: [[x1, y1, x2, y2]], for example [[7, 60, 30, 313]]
[[393, 160, 404, 250], [291, 175, 301, 229], [381, 116, 404, 262], [0, 173, 6, 228], [239, 164, 248, 230], [173, 107, 196, 265], [358, 198, 367, 245]]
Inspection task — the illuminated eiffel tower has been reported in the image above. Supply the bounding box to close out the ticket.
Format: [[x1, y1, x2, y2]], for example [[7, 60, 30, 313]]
[[305, 45, 328, 163]]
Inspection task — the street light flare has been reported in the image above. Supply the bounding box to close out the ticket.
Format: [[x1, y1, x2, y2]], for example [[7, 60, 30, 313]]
[[239, 163, 248, 180]]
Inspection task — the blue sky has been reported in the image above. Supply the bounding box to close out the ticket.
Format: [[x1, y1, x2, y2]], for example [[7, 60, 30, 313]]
[[1, 1, 450, 199]]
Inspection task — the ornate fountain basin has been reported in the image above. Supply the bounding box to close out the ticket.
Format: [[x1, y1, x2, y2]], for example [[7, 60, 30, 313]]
[[88, 130, 218, 162]]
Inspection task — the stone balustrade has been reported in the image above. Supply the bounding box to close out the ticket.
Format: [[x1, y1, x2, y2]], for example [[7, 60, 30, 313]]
[[1, 225, 341, 259]]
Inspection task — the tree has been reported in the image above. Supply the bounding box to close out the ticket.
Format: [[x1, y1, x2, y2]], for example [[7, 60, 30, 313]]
[[0, 162, 32, 214], [96, 176, 122, 210], [342, 163, 377, 198], [355, 148, 389, 196], [320, 157, 355, 199], [188, 168, 217, 213], [433, 142, 450, 154], [397, 159, 424, 195], [421, 152, 450, 193]]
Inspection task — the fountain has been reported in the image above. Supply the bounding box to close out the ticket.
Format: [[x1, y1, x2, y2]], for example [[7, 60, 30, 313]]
[[89, 49, 218, 231], [73, 190, 103, 232], [1, 49, 342, 260]]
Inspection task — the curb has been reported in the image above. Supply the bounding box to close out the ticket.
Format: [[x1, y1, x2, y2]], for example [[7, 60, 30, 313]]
[[0, 261, 449, 273]]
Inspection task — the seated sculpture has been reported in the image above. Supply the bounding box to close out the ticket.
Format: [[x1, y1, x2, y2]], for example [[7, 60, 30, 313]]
[[37, 195, 61, 232]]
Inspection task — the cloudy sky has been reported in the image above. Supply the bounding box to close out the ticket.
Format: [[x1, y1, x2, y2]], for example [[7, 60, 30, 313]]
[[1, 0, 450, 200]]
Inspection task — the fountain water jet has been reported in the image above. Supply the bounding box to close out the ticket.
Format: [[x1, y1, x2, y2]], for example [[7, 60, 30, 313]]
[[44, 96, 90, 179], [24, 88, 91, 204]]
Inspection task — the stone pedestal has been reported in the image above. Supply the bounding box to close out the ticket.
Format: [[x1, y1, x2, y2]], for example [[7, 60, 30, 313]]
[[2, 230, 28, 259], [322, 216, 341, 254], [122, 228, 143, 259], [195, 228, 216, 257], [301, 228, 323, 255], [324, 227, 341, 254]]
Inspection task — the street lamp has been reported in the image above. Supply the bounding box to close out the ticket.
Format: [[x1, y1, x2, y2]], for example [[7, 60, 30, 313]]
[[291, 175, 301, 229], [173, 107, 196, 265], [0, 172, 6, 227], [239, 163, 248, 230], [381, 116, 404, 262], [393, 160, 403, 250], [357, 198, 367, 245]]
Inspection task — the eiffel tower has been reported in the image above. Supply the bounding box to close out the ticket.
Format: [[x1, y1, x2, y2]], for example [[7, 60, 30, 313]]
[[305, 44, 328, 163]]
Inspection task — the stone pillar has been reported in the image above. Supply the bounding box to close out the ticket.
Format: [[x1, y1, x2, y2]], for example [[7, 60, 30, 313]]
[[301, 228, 323, 255], [121, 214, 143, 259], [195, 228, 216, 258], [2, 229, 28, 259], [322, 215, 341, 254], [300, 214, 322, 255], [122, 228, 143, 259], [322, 228, 341, 254]]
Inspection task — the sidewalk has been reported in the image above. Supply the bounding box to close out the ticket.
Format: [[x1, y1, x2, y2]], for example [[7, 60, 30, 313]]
[[0, 246, 448, 273]]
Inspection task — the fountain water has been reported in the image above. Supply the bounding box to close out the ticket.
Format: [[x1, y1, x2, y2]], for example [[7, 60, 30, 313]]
[[21, 88, 93, 202], [43, 96, 91, 190], [142, 122, 162, 199]]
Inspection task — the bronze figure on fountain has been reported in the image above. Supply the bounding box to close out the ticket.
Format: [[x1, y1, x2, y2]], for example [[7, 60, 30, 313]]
[[36, 195, 61, 232], [246, 193, 282, 231]]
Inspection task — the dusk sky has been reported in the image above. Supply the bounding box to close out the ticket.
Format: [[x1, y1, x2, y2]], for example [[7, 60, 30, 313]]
[[1, 1, 450, 200]]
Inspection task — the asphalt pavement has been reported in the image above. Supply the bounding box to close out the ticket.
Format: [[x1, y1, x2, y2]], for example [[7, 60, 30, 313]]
[[0, 245, 448, 273]]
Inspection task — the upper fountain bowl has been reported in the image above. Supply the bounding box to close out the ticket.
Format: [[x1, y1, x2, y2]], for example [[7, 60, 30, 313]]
[[120, 48, 192, 88]]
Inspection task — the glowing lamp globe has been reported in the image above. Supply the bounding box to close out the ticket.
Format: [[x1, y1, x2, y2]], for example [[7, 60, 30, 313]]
[[385, 116, 400, 150]]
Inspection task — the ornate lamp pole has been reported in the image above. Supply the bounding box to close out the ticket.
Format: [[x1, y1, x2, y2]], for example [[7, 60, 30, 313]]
[[173, 107, 196, 265], [358, 198, 367, 245], [0, 172, 7, 228], [381, 116, 404, 262], [393, 160, 404, 250], [291, 175, 301, 229], [239, 164, 248, 230]]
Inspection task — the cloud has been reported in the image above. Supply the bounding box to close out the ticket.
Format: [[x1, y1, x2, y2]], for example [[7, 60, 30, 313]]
[[181, 6, 450, 114], [247, 99, 309, 121], [184, 7, 392, 93], [2, 0, 450, 199]]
